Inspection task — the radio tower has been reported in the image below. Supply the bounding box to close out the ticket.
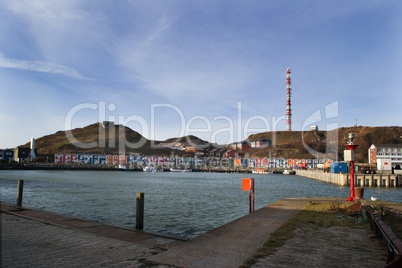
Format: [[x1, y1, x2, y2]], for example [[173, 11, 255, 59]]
[[285, 68, 292, 131]]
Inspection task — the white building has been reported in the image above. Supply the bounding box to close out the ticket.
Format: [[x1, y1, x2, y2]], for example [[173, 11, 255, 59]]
[[368, 144, 402, 168]]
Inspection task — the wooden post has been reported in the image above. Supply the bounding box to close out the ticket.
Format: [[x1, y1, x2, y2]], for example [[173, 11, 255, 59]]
[[17, 180, 24, 207], [249, 179, 255, 213], [136, 192, 144, 229]]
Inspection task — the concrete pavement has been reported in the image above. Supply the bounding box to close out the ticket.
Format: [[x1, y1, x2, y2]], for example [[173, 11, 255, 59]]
[[1, 203, 185, 267], [147, 198, 308, 268], [2, 213, 169, 267], [1, 199, 312, 267]]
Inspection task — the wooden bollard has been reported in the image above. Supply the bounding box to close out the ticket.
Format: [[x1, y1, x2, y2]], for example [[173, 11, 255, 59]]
[[17, 180, 24, 207], [136, 192, 144, 229]]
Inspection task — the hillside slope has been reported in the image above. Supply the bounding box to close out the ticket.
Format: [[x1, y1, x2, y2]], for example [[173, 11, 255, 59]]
[[246, 126, 402, 162], [19, 123, 402, 163], [20, 123, 173, 159]]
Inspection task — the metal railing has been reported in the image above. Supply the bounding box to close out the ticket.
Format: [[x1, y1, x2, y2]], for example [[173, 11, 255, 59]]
[[364, 205, 402, 267]]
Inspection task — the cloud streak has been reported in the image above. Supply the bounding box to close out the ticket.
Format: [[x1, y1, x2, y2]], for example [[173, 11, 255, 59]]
[[0, 53, 87, 79], [1, 1, 401, 148]]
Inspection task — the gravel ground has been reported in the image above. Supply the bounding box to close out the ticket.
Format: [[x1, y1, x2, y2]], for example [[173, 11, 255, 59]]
[[251, 224, 387, 268]]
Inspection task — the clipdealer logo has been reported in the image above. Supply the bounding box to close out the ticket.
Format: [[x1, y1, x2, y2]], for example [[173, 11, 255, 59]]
[[64, 101, 339, 158]]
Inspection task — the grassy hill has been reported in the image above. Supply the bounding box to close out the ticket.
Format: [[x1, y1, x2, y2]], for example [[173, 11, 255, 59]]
[[161, 135, 209, 146], [18, 123, 402, 163], [246, 126, 402, 162], [19, 123, 173, 161]]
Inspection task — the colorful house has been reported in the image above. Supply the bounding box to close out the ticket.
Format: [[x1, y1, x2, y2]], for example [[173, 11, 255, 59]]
[[234, 158, 241, 167], [105, 155, 113, 165], [112, 155, 118, 165], [223, 149, 238, 158], [64, 154, 72, 163], [249, 139, 272, 148], [77, 154, 85, 163], [229, 141, 251, 151], [54, 153, 65, 164], [71, 154, 78, 163], [84, 154, 93, 164], [118, 155, 126, 165], [93, 154, 100, 164], [261, 158, 269, 167]]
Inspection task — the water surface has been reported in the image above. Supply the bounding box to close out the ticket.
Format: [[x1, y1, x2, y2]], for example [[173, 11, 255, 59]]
[[1, 170, 400, 238]]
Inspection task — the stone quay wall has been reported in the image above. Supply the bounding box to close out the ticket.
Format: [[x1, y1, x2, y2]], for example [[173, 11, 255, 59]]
[[296, 170, 400, 187]]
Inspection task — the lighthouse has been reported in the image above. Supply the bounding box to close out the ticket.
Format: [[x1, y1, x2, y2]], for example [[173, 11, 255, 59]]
[[29, 137, 37, 161], [285, 68, 292, 131]]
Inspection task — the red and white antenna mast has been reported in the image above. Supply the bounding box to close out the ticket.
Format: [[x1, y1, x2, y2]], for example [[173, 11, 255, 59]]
[[285, 68, 292, 131]]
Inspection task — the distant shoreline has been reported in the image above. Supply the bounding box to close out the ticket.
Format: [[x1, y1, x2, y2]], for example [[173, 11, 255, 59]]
[[0, 163, 258, 173], [0, 163, 140, 171]]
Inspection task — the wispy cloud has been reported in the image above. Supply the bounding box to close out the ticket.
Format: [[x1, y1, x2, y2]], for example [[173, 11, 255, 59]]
[[0, 53, 87, 79], [0, 0, 401, 148]]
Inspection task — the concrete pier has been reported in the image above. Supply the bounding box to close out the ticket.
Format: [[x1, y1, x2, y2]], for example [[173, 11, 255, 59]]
[[296, 170, 400, 187], [296, 170, 348, 186]]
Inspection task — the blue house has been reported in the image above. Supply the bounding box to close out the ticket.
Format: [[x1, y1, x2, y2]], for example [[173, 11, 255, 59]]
[[77, 154, 85, 163], [0, 149, 15, 162], [93, 154, 100, 164], [84, 154, 94, 164], [99, 154, 106, 164]]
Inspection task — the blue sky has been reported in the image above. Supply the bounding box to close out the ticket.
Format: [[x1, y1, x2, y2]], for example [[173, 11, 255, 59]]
[[1, 1, 401, 148]]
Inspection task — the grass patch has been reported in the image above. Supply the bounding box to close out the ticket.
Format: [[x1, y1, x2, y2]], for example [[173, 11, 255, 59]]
[[240, 200, 401, 268]]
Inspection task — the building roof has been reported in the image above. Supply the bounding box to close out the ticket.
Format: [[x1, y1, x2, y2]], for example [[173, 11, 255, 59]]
[[376, 144, 402, 148], [248, 138, 271, 142]]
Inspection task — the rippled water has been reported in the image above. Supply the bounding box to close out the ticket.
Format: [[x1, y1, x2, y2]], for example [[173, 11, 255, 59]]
[[0, 170, 400, 238]]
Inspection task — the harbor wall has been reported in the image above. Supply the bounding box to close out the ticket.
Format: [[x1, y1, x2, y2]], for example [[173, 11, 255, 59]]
[[296, 170, 348, 186], [296, 170, 401, 187]]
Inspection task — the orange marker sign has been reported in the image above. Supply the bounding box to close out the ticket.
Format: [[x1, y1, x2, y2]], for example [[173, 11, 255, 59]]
[[242, 178, 254, 191]]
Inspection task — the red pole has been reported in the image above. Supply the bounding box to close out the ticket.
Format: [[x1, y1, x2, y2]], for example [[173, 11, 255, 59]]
[[345, 138, 358, 202], [347, 161, 355, 201]]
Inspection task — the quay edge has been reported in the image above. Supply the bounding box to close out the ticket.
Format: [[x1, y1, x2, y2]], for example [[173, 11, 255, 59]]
[[296, 170, 401, 187]]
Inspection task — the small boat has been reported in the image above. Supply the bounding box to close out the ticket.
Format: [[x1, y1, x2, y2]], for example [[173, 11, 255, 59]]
[[252, 168, 271, 174], [170, 168, 191, 172], [116, 164, 127, 171], [283, 170, 295, 175], [370, 196, 379, 201], [143, 166, 156, 172]]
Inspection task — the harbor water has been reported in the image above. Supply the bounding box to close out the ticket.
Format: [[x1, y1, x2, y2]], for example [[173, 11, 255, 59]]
[[0, 170, 400, 238]]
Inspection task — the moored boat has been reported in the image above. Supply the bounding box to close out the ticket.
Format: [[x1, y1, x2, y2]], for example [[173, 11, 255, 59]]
[[283, 170, 295, 175], [170, 168, 191, 172], [116, 164, 127, 171], [143, 166, 156, 172], [252, 168, 271, 174]]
